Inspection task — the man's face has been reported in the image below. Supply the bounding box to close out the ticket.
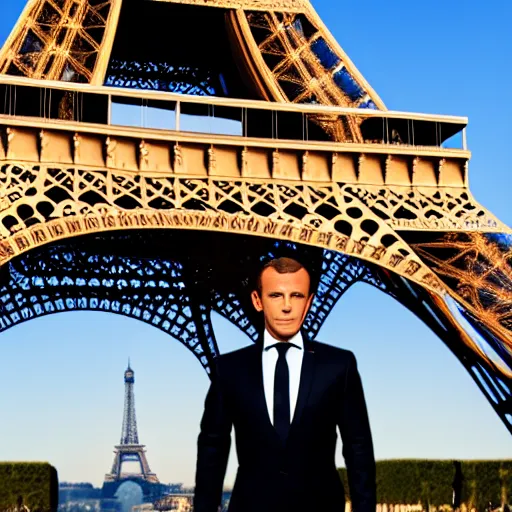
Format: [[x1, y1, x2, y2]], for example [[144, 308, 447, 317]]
[[251, 267, 314, 342]]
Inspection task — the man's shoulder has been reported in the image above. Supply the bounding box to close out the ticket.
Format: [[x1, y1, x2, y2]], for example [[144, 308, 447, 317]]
[[210, 344, 258, 382], [214, 343, 258, 367], [310, 340, 356, 363]]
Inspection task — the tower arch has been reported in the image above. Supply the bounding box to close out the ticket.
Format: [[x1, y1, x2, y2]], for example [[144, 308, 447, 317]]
[[0, 0, 510, 435]]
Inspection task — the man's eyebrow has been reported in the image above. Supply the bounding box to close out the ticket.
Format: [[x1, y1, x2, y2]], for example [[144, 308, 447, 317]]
[[266, 290, 306, 296]]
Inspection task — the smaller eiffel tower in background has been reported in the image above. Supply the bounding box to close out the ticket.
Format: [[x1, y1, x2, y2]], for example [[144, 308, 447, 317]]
[[105, 361, 159, 483]]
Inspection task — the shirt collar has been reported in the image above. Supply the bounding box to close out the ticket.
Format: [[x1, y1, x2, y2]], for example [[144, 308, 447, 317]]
[[263, 328, 304, 351]]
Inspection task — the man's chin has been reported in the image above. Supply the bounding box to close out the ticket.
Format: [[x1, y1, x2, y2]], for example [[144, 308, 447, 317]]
[[272, 326, 300, 340]]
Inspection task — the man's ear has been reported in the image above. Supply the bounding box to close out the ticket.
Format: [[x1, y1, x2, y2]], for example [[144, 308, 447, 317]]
[[251, 290, 263, 312], [305, 293, 315, 314], [299, 293, 315, 325]]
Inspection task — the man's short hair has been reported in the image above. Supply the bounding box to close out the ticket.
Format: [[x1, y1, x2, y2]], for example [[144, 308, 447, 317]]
[[255, 257, 314, 295]]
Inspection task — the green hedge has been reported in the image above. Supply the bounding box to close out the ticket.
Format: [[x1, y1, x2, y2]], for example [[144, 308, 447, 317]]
[[461, 461, 511, 511], [338, 460, 512, 509], [0, 463, 58, 512]]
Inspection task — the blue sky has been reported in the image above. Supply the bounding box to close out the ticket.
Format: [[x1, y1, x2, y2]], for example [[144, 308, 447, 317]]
[[0, 0, 511, 489]]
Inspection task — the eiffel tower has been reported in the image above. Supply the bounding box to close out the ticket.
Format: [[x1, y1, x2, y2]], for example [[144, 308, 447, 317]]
[[105, 362, 158, 484], [0, 0, 510, 437]]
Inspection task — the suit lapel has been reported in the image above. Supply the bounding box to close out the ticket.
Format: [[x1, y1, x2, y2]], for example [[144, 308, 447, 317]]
[[290, 335, 316, 431]]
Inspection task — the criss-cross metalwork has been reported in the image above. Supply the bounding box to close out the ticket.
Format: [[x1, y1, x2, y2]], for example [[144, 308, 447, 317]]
[[1, 230, 508, 430], [0, 0, 119, 84]]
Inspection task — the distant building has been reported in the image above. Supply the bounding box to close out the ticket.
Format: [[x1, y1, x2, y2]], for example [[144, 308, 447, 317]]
[[100, 498, 123, 512], [58, 483, 103, 512], [59, 483, 102, 502], [131, 505, 154, 512], [153, 493, 193, 511], [58, 483, 122, 512]]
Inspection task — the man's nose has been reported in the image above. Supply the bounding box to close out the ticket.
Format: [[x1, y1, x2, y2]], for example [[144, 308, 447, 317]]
[[282, 297, 292, 312]]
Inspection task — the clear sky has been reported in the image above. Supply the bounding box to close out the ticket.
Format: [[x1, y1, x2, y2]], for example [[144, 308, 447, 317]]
[[0, 0, 511, 489]]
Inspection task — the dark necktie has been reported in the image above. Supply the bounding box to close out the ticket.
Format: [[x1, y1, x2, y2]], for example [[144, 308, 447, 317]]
[[272, 342, 293, 442]]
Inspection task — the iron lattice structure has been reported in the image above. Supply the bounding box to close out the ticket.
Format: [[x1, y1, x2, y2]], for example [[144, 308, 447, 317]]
[[105, 363, 159, 484], [0, 0, 510, 436], [120, 363, 139, 445]]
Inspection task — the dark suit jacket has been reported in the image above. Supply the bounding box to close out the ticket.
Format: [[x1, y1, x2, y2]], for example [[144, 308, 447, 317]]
[[194, 334, 376, 512]]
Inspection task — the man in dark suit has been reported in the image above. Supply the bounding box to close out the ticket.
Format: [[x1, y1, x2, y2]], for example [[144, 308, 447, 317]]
[[194, 257, 376, 512]]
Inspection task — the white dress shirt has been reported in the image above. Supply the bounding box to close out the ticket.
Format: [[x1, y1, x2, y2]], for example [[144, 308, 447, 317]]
[[262, 329, 304, 426]]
